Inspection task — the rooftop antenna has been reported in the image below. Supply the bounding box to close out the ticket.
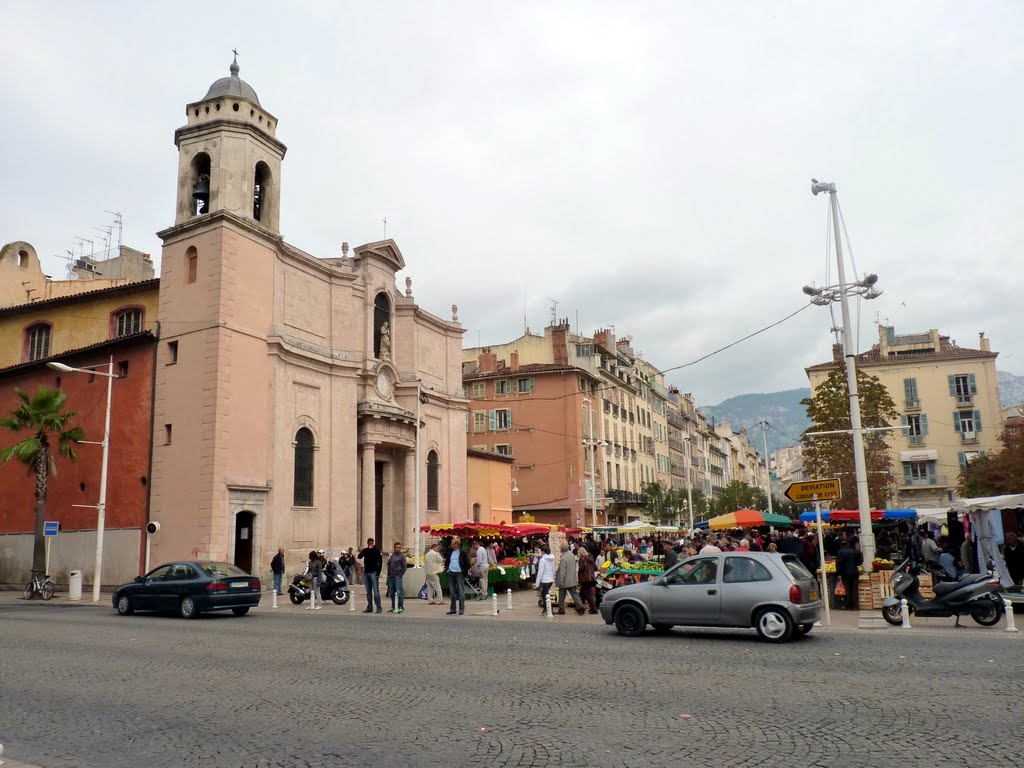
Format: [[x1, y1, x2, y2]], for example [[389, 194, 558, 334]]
[[382, 217, 388, 239], [93, 225, 113, 259], [104, 210, 123, 251], [546, 297, 558, 325], [523, 286, 527, 335]]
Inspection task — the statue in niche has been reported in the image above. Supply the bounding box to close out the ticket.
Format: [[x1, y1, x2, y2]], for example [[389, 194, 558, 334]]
[[378, 321, 391, 360]]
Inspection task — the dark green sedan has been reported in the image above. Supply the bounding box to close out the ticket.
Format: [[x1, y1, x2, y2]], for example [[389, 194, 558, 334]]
[[112, 561, 262, 619]]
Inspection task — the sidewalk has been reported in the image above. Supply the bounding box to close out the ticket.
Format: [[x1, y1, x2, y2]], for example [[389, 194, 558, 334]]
[[5, 587, 1013, 636]]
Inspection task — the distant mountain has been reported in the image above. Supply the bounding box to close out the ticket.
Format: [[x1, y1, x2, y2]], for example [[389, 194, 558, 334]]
[[700, 389, 811, 456], [999, 371, 1024, 407]]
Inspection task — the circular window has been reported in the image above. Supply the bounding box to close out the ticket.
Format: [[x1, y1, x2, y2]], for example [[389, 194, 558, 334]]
[[233, 103, 239, 112]]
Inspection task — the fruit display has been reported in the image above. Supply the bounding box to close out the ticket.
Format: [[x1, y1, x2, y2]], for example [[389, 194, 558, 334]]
[[872, 559, 895, 570], [614, 561, 664, 574], [497, 555, 529, 567]]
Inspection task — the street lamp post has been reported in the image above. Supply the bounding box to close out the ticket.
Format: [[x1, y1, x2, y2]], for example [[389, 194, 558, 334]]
[[805, 179, 884, 571], [759, 420, 773, 516], [47, 356, 118, 602], [581, 398, 607, 529], [683, 434, 694, 533]]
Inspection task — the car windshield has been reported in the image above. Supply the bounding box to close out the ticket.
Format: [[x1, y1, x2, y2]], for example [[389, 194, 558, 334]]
[[198, 562, 248, 578], [782, 555, 813, 581]]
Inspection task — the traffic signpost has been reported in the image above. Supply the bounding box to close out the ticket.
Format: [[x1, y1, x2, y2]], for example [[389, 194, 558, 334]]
[[784, 478, 841, 504], [43, 521, 60, 576]]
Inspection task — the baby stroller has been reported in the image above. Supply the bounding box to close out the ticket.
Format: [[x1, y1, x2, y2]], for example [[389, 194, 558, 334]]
[[463, 570, 485, 601]]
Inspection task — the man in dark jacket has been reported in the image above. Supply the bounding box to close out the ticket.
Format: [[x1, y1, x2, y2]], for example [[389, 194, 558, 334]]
[[270, 548, 285, 595], [358, 538, 383, 614], [445, 537, 471, 615], [835, 538, 863, 610]]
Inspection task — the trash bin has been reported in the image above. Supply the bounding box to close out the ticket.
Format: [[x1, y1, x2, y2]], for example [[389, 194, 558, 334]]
[[68, 570, 83, 601]]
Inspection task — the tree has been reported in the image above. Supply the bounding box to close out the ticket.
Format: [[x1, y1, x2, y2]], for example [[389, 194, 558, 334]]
[[959, 422, 1024, 496], [640, 481, 685, 525], [800, 368, 898, 511], [714, 480, 769, 514], [0, 387, 84, 573]]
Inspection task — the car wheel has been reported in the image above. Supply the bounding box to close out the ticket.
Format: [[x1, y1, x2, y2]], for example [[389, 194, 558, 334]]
[[179, 596, 199, 619], [754, 607, 794, 643], [971, 600, 1001, 627], [652, 623, 674, 634], [331, 588, 350, 606], [116, 594, 134, 616], [231, 606, 250, 616], [796, 623, 813, 636], [41, 580, 55, 600], [289, 591, 304, 605], [882, 603, 905, 626], [613, 604, 647, 637]]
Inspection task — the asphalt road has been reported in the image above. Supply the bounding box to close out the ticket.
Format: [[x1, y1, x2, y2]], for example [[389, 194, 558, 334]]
[[1, 601, 1021, 768]]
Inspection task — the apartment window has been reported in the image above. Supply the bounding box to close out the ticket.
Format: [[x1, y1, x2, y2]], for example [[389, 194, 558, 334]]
[[489, 408, 511, 431], [495, 380, 512, 395], [516, 378, 534, 393], [494, 443, 513, 457], [949, 373, 977, 404], [186, 246, 198, 284], [471, 382, 486, 399], [118, 361, 129, 378], [953, 410, 982, 434], [903, 377, 919, 406], [113, 308, 143, 338], [579, 377, 589, 392], [164, 424, 173, 445], [465, 413, 469, 433], [959, 450, 986, 468], [167, 340, 179, 364], [427, 451, 439, 510], [902, 461, 935, 484], [25, 323, 51, 361], [293, 428, 315, 506], [902, 414, 928, 444], [473, 412, 487, 433]]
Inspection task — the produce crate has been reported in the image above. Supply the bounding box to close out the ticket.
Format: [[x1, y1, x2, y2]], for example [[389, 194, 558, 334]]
[[858, 576, 874, 610], [868, 571, 895, 610], [918, 572, 934, 599]]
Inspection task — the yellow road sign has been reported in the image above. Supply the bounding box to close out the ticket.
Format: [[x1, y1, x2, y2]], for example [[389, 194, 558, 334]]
[[784, 478, 841, 503]]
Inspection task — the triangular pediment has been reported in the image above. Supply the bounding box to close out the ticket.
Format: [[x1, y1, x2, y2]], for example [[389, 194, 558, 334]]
[[354, 239, 405, 273]]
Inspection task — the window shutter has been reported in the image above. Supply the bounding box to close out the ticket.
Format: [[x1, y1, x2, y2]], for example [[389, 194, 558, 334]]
[[974, 410, 982, 431], [958, 452, 966, 469], [900, 415, 908, 435], [953, 412, 961, 433], [904, 378, 915, 400], [921, 414, 929, 435], [902, 463, 912, 482], [968, 373, 977, 394], [980, 450, 988, 457], [927, 462, 936, 480], [948, 375, 956, 396], [489, 410, 496, 431]]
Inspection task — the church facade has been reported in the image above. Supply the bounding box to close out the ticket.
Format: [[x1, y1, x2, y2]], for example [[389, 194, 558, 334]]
[[148, 60, 467, 572]]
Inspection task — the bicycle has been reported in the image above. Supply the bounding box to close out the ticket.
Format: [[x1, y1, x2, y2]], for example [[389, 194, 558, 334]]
[[24, 569, 55, 601]]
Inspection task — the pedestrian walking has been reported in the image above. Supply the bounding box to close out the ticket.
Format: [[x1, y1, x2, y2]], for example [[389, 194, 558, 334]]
[[386, 542, 408, 613], [835, 538, 862, 610], [305, 550, 323, 610], [424, 543, 444, 604], [577, 548, 599, 614], [555, 544, 585, 615], [663, 542, 678, 570], [1004, 532, 1024, 586], [358, 538, 383, 613], [446, 537, 470, 615], [473, 539, 489, 599], [534, 546, 554, 614], [270, 548, 285, 595]]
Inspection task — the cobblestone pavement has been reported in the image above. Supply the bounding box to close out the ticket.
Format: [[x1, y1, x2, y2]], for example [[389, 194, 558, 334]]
[[1, 595, 1021, 768]]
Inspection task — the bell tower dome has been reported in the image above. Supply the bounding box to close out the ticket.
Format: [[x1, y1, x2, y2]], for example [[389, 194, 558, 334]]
[[172, 55, 287, 232]]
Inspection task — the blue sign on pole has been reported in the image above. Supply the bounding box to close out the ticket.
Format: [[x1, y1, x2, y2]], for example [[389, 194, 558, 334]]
[[44, 521, 60, 537]]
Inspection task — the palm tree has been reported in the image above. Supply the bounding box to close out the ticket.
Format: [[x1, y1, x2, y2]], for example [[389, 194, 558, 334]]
[[0, 387, 84, 574]]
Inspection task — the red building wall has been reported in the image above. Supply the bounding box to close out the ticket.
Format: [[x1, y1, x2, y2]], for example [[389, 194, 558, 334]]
[[0, 336, 155, 552]]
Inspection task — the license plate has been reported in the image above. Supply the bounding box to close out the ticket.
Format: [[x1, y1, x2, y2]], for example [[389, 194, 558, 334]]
[[231, 581, 249, 588], [809, 590, 819, 601]]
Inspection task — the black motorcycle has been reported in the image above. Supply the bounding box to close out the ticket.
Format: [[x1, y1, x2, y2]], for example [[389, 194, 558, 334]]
[[288, 563, 350, 606], [881, 558, 1004, 627]]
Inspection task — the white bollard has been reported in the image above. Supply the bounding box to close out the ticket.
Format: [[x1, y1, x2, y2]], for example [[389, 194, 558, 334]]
[[349, 588, 356, 612], [544, 592, 553, 618], [900, 598, 912, 629], [506, 588, 514, 610], [491, 593, 499, 616], [271, 589, 278, 609], [1003, 597, 1018, 633]]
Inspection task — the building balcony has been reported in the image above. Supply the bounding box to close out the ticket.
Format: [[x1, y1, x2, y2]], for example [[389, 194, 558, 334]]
[[908, 434, 925, 446], [955, 393, 973, 407], [901, 475, 948, 488], [607, 489, 646, 505], [960, 432, 979, 445], [905, 398, 921, 411]]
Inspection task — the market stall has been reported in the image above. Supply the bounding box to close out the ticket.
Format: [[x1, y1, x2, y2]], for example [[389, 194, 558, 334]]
[[706, 509, 795, 531]]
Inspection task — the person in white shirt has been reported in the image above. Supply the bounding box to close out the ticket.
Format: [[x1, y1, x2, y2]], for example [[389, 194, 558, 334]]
[[424, 543, 444, 605], [473, 540, 490, 600], [699, 537, 723, 555], [534, 546, 555, 615]]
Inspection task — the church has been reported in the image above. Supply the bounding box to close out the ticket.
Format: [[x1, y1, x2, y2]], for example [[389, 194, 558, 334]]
[[148, 58, 468, 573]]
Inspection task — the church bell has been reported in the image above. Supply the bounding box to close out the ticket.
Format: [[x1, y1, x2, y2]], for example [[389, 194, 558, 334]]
[[192, 176, 210, 213]]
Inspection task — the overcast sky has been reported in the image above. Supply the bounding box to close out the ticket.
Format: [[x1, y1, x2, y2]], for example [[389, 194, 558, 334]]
[[3, 2, 1022, 404]]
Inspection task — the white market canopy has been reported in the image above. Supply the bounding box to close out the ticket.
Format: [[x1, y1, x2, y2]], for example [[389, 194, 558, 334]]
[[618, 521, 656, 533], [951, 494, 1024, 512]]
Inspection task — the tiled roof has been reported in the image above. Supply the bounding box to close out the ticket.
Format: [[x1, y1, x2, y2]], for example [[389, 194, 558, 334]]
[[806, 343, 996, 371], [0, 278, 160, 317], [467, 447, 515, 463], [0, 331, 155, 375], [463, 363, 597, 381]]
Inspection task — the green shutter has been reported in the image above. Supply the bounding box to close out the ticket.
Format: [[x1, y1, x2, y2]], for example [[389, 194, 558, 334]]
[[900, 414, 908, 435], [948, 375, 956, 396], [489, 409, 496, 431], [902, 463, 912, 482], [904, 378, 913, 400], [974, 410, 982, 431], [921, 414, 929, 435], [968, 373, 977, 394], [953, 412, 961, 432], [958, 452, 966, 468], [980, 450, 988, 457], [927, 462, 936, 480]]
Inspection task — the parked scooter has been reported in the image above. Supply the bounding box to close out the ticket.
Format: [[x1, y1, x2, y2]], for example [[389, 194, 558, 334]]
[[881, 558, 1004, 626], [288, 562, 350, 606]]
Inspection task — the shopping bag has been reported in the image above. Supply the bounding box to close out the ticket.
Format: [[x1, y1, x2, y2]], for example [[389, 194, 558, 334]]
[[418, 584, 428, 600], [834, 579, 847, 597]]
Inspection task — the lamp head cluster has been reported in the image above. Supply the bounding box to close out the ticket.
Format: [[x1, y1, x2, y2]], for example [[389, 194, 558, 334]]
[[802, 273, 882, 305]]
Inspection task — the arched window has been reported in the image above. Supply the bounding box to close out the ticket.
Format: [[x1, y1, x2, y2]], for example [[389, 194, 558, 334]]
[[111, 307, 144, 338], [185, 246, 198, 284], [25, 323, 51, 362], [253, 162, 271, 222], [373, 292, 391, 359], [426, 450, 439, 511], [190, 152, 211, 216], [293, 428, 315, 507]]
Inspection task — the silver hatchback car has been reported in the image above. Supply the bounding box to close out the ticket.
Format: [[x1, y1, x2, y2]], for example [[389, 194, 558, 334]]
[[599, 551, 822, 642]]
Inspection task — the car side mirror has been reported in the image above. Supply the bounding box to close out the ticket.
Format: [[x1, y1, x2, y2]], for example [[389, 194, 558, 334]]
[[134, 576, 144, 583], [655, 577, 668, 586]]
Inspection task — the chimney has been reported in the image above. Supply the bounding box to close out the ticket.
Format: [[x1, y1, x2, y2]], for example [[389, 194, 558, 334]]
[[979, 331, 991, 352], [593, 329, 608, 350], [478, 352, 498, 373], [510, 351, 520, 371], [832, 343, 843, 364], [551, 324, 569, 366]]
